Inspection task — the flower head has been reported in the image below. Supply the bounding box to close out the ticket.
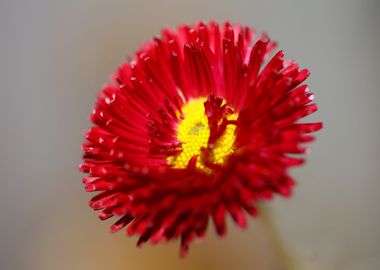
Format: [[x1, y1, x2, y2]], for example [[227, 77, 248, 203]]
[[80, 21, 322, 256]]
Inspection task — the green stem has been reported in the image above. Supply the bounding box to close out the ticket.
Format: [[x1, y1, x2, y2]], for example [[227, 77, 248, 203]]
[[259, 203, 305, 270]]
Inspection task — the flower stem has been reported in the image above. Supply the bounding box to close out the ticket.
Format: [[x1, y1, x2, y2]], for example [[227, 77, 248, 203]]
[[259, 203, 305, 270]]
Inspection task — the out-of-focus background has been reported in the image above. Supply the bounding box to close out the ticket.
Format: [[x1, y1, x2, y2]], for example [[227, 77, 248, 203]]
[[1, 0, 379, 269]]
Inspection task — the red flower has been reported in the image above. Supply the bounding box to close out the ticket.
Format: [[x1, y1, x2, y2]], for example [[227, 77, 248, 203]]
[[80, 21, 322, 256]]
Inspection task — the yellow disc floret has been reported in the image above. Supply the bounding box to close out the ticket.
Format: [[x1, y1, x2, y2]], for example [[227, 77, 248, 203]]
[[167, 98, 237, 173]]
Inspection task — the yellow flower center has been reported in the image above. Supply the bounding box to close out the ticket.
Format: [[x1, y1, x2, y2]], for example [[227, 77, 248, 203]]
[[167, 98, 237, 173]]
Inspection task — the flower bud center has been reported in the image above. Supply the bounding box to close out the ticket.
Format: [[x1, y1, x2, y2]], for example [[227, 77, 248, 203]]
[[167, 98, 237, 173]]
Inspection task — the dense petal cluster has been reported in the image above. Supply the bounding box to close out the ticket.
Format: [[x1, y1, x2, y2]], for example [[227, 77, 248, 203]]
[[80, 21, 322, 256]]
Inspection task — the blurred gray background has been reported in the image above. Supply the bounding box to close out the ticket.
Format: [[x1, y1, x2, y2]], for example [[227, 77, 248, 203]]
[[1, 0, 379, 269]]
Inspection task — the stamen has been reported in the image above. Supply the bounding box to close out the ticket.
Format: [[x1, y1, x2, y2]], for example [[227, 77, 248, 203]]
[[167, 97, 237, 173]]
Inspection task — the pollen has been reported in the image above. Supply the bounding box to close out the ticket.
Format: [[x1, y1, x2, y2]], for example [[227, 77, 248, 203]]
[[167, 98, 237, 173]]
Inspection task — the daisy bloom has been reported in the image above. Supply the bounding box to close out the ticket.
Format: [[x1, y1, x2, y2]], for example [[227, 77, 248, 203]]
[[80, 21, 322, 256]]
